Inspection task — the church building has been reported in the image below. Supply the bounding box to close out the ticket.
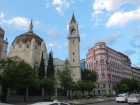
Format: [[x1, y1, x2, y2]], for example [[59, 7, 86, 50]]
[[7, 14, 81, 81]]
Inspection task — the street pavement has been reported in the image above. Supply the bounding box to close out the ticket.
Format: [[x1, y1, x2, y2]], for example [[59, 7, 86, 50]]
[[0, 97, 115, 105]]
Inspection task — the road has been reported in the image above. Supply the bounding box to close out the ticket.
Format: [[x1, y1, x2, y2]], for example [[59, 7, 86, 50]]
[[86, 101, 133, 105]]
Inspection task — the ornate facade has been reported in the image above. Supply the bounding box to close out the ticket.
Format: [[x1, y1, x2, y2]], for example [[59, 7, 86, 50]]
[[86, 42, 132, 95]]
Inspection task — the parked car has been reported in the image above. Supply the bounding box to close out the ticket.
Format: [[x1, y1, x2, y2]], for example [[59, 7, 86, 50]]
[[28, 102, 70, 105], [116, 93, 128, 103], [127, 94, 140, 104]]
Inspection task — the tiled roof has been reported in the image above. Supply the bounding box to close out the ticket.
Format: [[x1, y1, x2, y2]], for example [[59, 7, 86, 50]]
[[12, 31, 43, 46]]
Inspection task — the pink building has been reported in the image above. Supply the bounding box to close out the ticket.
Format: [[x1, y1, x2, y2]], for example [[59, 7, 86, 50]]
[[86, 42, 130, 95]]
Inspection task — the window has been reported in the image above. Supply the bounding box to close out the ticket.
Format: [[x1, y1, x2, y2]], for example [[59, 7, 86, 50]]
[[73, 59, 75, 62], [71, 29, 76, 35], [26, 44, 30, 48], [35, 45, 37, 49], [73, 40, 74, 43], [73, 52, 74, 55], [19, 44, 22, 48], [13, 45, 15, 49], [50, 103, 58, 105]]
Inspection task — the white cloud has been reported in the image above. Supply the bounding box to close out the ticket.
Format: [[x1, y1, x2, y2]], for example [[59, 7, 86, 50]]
[[53, 0, 62, 5], [66, 24, 69, 31], [0, 17, 40, 30], [2, 17, 29, 27], [93, 0, 140, 11], [47, 43, 55, 47], [106, 8, 140, 27], [0, 13, 4, 18], [46, 3, 49, 8], [52, 0, 74, 14], [100, 32, 122, 45], [46, 28, 60, 38], [92, 10, 104, 18]]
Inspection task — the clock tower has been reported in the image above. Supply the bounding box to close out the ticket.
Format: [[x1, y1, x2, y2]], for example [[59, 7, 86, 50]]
[[67, 13, 81, 81]]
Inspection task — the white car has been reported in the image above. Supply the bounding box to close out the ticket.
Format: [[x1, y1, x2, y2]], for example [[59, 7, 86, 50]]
[[128, 94, 140, 104], [116, 93, 128, 103], [28, 102, 70, 105]]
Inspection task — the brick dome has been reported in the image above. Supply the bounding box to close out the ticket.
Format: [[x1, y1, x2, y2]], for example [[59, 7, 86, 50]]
[[11, 21, 43, 46]]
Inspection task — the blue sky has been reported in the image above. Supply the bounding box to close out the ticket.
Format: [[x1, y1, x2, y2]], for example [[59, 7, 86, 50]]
[[0, 0, 140, 66]]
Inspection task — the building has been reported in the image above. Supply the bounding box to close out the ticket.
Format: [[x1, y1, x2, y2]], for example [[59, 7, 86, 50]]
[[7, 14, 81, 81], [0, 27, 8, 60], [86, 42, 131, 95], [132, 67, 140, 81], [80, 59, 85, 70], [119, 52, 132, 79]]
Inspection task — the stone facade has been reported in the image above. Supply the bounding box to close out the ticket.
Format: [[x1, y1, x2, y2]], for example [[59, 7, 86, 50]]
[[7, 14, 81, 81], [67, 14, 81, 81], [0, 27, 8, 60]]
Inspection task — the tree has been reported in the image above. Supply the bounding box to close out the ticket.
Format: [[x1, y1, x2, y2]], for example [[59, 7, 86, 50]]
[[120, 83, 129, 93], [47, 52, 55, 77], [41, 76, 55, 95], [81, 69, 98, 82], [57, 69, 73, 96], [1, 60, 37, 95], [38, 51, 45, 79]]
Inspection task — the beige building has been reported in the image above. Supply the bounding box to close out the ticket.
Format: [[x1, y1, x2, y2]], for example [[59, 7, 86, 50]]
[[0, 27, 8, 60], [7, 14, 81, 81]]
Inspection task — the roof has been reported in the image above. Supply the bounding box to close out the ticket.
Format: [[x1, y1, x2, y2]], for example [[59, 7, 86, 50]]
[[53, 58, 64, 65], [11, 21, 43, 46]]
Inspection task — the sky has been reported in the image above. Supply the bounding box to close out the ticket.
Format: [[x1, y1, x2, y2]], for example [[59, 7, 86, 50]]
[[0, 0, 140, 67]]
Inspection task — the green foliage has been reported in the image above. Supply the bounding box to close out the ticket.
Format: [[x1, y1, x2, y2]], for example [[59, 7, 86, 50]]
[[38, 51, 45, 79], [1, 60, 37, 94], [114, 78, 140, 93], [47, 52, 55, 77], [41, 77, 55, 94], [51, 96, 57, 101], [103, 94, 111, 97], [57, 69, 73, 91], [77, 80, 96, 93], [81, 69, 98, 82], [85, 95, 90, 99]]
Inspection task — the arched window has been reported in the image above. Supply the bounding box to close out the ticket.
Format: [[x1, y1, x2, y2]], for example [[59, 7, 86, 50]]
[[35, 45, 37, 49], [19, 44, 22, 48], [71, 29, 76, 35], [13, 45, 15, 49], [26, 44, 30, 48]]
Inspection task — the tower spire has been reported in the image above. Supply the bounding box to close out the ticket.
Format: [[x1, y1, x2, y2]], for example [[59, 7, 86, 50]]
[[29, 20, 33, 32], [71, 12, 76, 23]]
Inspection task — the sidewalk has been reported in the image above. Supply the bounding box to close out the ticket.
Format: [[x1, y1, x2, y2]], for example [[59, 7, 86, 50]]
[[62, 97, 115, 105]]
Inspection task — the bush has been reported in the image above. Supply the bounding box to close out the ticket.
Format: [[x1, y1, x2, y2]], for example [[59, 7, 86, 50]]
[[51, 96, 57, 101], [103, 94, 111, 97], [85, 95, 90, 99]]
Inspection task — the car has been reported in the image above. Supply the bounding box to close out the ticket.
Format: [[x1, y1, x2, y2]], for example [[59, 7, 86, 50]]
[[116, 93, 128, 103], [28, 102, 70, 105], [127, 94, 140, 104]]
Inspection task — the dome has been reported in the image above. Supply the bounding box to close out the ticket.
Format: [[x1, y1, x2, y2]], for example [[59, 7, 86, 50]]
[[11, 21, 43, 46]]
